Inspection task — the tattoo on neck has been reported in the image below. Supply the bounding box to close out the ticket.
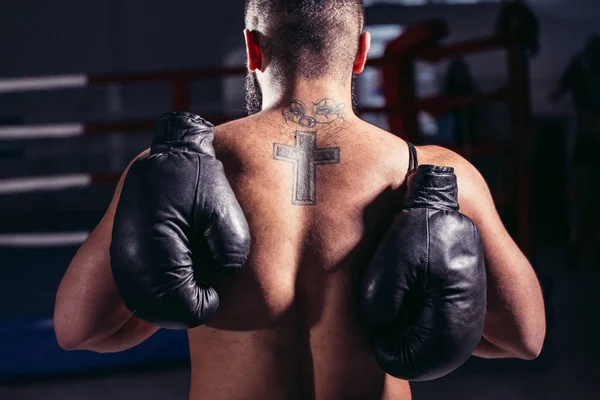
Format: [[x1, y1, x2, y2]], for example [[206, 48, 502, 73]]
[[273, 131, 340, 206], [282, 98, 346, 128], [274, 99, 343, 205]]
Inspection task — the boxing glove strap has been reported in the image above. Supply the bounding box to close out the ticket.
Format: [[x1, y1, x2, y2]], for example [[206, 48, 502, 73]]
[[403, 165, 459, 211], [407, 142, 419, 172], [151, 112, 216, 156]]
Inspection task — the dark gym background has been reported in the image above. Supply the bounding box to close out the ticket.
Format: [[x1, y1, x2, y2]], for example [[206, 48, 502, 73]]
[[0, 1, 598, 399]]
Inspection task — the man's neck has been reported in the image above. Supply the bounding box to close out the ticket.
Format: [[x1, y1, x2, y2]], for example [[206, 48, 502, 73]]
[[261, 79, 354, 117]]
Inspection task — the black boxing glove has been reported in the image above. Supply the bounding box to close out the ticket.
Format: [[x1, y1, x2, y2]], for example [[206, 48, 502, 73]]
[[110, 112, 251, 329], [360, 146, 486, 381]]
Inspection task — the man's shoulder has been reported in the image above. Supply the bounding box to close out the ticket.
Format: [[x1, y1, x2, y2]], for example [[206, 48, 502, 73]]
[[213, 115, 267, 146], [211, 115, 271, 162], [214, 115, 259, 135], [416, 145, 489, 215], [416, 145, 486, 190], [415, 145, 470, 170]]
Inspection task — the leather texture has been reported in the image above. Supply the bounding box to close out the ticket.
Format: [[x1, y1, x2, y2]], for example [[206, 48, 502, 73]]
[[110, 112, 251, 329], [361, 163, 487, 381]]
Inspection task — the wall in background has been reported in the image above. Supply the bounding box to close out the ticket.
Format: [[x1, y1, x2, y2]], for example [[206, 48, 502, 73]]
[[0, 1, 595, 123]]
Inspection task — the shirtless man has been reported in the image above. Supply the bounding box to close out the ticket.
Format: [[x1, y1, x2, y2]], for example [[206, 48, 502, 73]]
[[53, 1, 546, 399]]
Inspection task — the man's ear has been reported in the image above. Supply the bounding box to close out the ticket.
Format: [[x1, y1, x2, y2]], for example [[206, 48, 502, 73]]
[[244, 29, 263, 72], [353, 31, 371, 75]]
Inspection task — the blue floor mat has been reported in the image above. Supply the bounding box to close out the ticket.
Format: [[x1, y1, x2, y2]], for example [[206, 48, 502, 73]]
[[0, 319, 189, 379], [0, 246, 190, 379]]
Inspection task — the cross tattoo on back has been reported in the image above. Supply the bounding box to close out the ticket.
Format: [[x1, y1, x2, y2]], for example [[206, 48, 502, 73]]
[[274, 131, 340, 205]]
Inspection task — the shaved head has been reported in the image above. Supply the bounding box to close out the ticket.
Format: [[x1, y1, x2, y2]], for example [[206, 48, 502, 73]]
[[244, 0, 365, 82]]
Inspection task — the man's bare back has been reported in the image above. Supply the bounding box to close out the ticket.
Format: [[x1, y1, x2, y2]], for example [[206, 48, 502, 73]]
[[53, 100, 544, 400], [187, 102, 412, 400], [182, 94, 546, 398]]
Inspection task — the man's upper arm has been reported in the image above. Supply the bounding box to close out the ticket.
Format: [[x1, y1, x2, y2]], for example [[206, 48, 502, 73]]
[[441, 149, 545, 358], [54, 149, 159, 353], [453, 154, 521, 265]]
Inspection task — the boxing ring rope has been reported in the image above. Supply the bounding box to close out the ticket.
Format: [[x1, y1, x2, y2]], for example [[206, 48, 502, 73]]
[[0, 74, 88, 93], [0, 173, 121, 195], [0, 232, 89, 247]]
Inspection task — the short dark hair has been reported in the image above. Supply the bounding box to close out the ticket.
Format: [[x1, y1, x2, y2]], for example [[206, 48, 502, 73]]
[[244, 0, 365, 83]]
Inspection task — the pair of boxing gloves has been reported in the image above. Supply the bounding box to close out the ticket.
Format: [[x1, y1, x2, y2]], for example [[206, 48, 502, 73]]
[[110, 112, 486, 381]]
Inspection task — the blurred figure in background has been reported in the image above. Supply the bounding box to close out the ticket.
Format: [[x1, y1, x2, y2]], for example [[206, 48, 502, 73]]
[[496, 0, 540, 58], [551, 34, 600, 268], [437, 58, 480, 148]]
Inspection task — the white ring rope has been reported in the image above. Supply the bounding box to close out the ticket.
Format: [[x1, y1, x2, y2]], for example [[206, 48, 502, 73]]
[[0, 232, 89, 247], [0, 75, 122, 249], [0, 123, 84, 140], [0, 74, 88, 93], [0, 174, 92, 195]]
